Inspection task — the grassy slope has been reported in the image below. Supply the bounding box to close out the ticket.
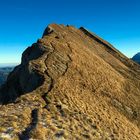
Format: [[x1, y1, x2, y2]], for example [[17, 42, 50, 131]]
[[0, 24, 140, 139]]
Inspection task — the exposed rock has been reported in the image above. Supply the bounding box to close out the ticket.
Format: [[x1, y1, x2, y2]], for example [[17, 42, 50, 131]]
[[0, 24, 140, 139]]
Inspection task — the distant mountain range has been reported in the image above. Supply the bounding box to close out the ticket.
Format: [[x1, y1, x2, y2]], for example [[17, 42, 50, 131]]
[[0, 67, 14, 86], [0, 63, 18, 67], [132, 52, 140, 64]]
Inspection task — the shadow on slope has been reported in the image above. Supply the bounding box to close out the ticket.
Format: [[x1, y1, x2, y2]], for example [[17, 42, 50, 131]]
[[18, 109, 39, 140], [0, 43, 46, 105]]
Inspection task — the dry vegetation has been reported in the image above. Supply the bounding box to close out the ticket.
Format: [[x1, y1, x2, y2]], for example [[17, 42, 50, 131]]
[[0, 24, 140, 139]]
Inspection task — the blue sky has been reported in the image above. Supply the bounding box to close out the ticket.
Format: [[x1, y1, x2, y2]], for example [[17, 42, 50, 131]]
[[0, 0, 140, 64]]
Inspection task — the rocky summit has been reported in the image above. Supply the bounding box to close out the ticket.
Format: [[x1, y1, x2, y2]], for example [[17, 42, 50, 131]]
[[0, 24, 140, 140]]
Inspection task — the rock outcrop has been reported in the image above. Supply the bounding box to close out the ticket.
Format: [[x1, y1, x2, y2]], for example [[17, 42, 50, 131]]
[[0, 24, 140, 140]]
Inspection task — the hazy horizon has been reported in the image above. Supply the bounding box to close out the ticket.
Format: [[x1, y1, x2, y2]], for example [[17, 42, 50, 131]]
[[0, 0, 140, 63], [0, 63, 19, 67]]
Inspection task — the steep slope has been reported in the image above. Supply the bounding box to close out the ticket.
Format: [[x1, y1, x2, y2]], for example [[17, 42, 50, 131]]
[[132, 52, 140, 64], [0, 24, 140, 140]]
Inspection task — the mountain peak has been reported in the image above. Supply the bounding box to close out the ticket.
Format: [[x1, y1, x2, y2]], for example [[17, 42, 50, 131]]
[[0, 24, 140, 139], [42, 24, 75, 37], [132, 52, 140, 64]]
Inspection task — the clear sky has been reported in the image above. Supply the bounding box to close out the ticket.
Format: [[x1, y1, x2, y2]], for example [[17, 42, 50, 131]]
[[0, 0, 140, 64]]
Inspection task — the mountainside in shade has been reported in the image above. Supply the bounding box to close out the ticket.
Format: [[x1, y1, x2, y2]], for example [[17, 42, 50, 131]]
[[132, 52, 140, 64], [0, 24, 140, 140], [0, 67, 14, 86]]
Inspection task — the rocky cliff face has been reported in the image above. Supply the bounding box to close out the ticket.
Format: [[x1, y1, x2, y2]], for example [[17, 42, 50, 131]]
[[0, 24, 140, 140]]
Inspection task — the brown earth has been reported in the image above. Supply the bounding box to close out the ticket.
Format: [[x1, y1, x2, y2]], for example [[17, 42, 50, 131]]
[[0, 24, 140, 140]]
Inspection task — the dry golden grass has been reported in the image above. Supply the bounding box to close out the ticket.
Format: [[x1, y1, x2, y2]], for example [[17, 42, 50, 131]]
[[0, 24, 140, 139]]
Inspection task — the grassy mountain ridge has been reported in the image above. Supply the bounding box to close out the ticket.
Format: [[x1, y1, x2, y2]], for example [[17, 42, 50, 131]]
[[0, 24, 140, 139]]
